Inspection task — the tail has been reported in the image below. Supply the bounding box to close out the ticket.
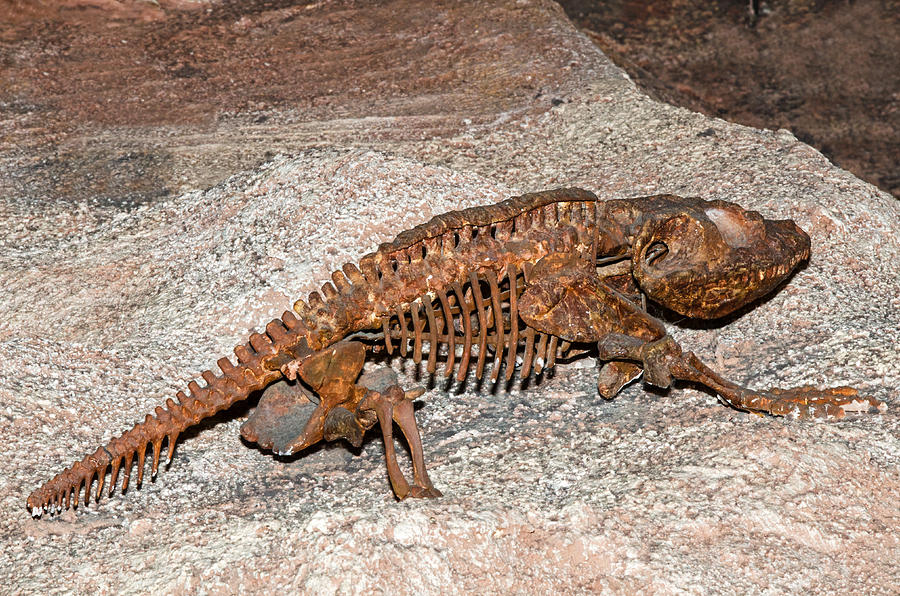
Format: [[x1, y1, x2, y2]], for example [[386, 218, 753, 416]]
[[27, 310, 307, 517]]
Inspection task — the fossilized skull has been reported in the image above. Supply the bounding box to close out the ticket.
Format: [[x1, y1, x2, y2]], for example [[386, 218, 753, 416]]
[[629, 197, 810, 319]]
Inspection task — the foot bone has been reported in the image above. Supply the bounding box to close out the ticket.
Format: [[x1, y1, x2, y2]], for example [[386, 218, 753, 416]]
[[597, 333, 887, 419]]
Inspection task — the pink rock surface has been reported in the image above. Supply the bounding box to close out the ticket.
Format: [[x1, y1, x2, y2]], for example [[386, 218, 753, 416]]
[[1, 1, 897, 594]]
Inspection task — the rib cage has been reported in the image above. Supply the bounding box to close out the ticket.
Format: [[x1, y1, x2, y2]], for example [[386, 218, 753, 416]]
[[375, 266, 573, 384], [28, 188, 602, 515], [291, 188, 601, 352]]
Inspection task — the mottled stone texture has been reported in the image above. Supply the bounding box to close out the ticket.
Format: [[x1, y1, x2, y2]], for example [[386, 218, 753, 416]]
[[1, 1, 897, 594]]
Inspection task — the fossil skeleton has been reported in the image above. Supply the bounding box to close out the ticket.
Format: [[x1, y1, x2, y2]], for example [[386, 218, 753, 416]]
[[27, 189, 885, 515]]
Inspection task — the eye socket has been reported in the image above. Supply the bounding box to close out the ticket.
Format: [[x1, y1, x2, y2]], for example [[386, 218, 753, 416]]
[[644, 241, 669, 266]]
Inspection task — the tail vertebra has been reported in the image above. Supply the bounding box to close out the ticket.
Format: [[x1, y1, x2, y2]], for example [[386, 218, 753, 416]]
[[27, 311, 306, 517]]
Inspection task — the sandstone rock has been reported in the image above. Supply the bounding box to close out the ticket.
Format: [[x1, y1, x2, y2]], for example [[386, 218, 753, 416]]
[[1, 1, 897, 594]]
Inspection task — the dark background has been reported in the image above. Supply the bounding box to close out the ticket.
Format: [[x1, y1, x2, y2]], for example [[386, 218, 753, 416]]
[[560, 0, 900, 198]]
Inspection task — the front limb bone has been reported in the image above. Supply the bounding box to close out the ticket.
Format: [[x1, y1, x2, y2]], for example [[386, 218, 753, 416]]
[[597, 333, 886, 419]]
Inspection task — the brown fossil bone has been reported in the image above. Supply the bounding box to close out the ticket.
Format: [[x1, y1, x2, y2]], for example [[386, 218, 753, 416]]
[[26, 188, 886, 517], [625, 195, 811, 319]]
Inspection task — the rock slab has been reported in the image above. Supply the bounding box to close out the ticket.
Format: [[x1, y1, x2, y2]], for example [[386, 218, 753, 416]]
[[1, 1, 897, 594]]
